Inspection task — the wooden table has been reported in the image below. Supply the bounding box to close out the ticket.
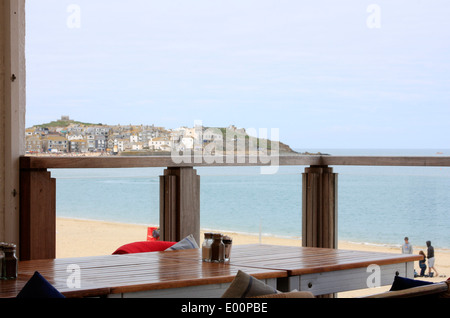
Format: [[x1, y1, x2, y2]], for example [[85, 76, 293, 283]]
[[228, 245, 422, 295], [0, 244, 421, 298], [0, 249, 285, 298], [138, 244, 423, 296]]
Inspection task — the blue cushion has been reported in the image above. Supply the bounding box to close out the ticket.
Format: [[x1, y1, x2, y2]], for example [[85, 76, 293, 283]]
[[17, 271, 65, 298], [389, 276, 434, 291]]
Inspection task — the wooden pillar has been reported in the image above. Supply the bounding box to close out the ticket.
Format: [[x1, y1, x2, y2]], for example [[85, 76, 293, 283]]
[[0, 0, 26, 249], [302, 165, 338, 249], [160, 167, 200, 244], [19, 169, 56, 260]]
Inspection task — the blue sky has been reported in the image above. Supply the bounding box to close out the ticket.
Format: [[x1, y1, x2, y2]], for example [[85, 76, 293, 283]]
[[25, 1, 450, 149]]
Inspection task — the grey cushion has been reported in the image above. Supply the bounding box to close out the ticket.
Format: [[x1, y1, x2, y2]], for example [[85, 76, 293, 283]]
[[165, 234, 199, 251], [222, 270, 278, 298]]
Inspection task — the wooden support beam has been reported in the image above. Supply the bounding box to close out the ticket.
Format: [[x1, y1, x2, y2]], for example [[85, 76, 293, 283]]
[[19, 169, 56, 260], [18, 155, 450, 170], [302, 165, 338, 249], [160, 167, 200, 244], [1, 0, 26, 250]]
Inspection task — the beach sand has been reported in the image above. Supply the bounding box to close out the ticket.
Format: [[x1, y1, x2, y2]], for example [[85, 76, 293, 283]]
[[56, 217, 450, 298]]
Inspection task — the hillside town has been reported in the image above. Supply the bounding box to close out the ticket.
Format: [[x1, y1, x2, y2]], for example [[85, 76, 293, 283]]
[[25, 116, 294, 156]]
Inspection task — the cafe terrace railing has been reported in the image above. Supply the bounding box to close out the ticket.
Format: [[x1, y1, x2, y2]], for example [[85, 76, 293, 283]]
[[19, 154, 450, 260]]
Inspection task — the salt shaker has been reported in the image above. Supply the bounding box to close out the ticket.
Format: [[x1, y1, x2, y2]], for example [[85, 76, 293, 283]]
[[202, 233, 213, 262]]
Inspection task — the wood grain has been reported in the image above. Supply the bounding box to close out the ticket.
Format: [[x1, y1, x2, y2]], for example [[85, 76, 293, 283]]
[[19, 169, 56, 260], [0, 246, 286, 298], [20, 155, 450, 170]]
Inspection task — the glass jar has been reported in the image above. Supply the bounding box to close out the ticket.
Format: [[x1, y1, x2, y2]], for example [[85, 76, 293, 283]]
[[202, 233, 213, 262], [210, 233, 225, 263], [0, 242, 5, 279], [223, 236, 232, 263], [3, 243, 18, 280]]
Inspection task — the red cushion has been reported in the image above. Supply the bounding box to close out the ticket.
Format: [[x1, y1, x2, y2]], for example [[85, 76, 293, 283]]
[[112, 241, 176, 255]]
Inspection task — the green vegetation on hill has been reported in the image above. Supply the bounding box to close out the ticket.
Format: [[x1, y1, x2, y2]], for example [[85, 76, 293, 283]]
[[210, 126, 296, 154], [34, 120, 103, 128]]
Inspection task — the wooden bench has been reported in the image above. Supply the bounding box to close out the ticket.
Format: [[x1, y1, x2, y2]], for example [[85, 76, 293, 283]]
[[362, 280, 450, 298]]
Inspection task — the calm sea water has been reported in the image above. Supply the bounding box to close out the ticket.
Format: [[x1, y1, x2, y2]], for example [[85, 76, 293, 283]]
[[52, 149, 450, 249]]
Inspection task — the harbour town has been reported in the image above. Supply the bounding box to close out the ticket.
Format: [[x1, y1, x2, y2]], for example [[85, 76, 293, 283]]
[[25, 116, 296, 156]]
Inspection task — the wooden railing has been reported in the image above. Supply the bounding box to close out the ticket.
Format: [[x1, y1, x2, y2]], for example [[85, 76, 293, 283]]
[[20, 154, 450, 169], [19, 154, 450, 260]]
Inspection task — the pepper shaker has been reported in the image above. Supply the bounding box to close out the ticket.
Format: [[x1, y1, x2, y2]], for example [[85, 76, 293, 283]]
[[0, 242, 5, 279], [210, 233, 225, 263], [223, 236, 232, 263], [3, 243, 18, 280]]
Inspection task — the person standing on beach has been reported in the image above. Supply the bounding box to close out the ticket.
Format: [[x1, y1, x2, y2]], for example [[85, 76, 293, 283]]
[[402, 237, 413, 254], [418, 251, 427, 277], [426, 241, 439, 277]]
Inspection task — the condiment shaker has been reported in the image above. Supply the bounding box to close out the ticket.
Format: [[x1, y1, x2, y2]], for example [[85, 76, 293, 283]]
[[0, 242, 5, 279], [223, 236, 232, 262], [3, 243, 18, 280], [202, 233, 213, 262], [210, 233, 225, 263]]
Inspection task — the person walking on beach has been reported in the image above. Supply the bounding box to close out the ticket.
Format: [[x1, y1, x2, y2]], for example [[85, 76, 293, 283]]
[[418, 251, 427, 277], [426, 241, 439, 277], [402, 237, 413, 254]]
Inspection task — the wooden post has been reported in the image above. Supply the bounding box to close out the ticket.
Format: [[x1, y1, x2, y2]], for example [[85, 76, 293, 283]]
[[302, 165, 338, 249], [160, 167, 200, 244], [19, 169, 56, 260], [0, 0, 26, 251]]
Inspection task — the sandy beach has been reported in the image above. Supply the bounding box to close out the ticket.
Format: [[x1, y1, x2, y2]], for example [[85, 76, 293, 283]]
[[56, 217, 450, 298]]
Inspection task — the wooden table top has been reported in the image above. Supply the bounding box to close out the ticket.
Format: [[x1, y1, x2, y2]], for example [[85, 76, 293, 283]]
[[138, 244, 423, 273], [0, 244, 422, 298], [0, 247, 285, 298], [227, 245, 423, 276]]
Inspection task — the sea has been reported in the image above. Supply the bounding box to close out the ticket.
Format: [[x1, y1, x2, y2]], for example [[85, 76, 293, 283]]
[[51, 149, 450, 250]]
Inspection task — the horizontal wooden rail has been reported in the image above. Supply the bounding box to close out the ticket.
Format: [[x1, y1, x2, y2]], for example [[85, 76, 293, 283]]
[[20, 155, 450, 169], [323, 156, 450, 167], [19, 155, 319, 169]]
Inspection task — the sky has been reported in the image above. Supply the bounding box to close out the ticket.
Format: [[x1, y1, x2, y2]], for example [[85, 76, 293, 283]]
[[25, 0, 450, 149]]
